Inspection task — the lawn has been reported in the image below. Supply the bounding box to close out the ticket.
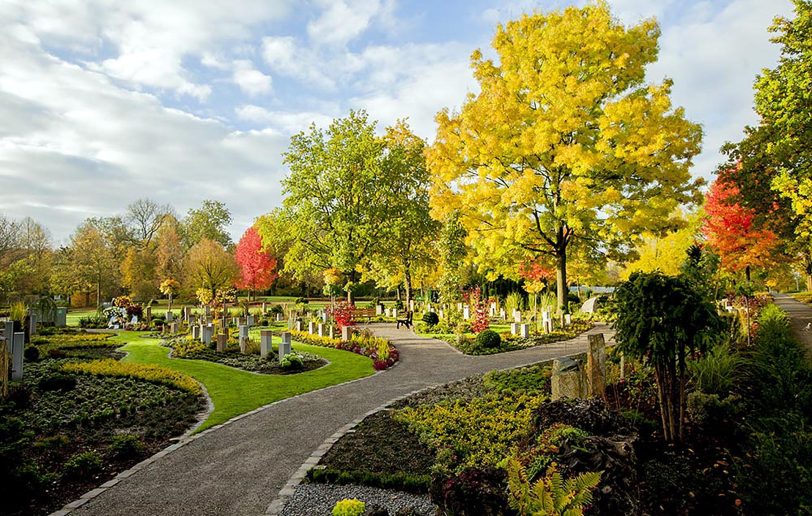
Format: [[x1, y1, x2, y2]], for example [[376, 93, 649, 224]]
[[107, 332, 375, 432]]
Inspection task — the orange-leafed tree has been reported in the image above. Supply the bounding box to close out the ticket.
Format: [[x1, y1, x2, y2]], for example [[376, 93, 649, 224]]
[[235, 226, 278, 300], [703, 177, 779, 281]]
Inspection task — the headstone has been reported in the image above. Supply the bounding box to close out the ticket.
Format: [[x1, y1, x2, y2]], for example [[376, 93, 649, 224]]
[[321, 311, 328, 323], [318, 323, 324, 337], [260, 330, 272, 358], [542, 311, 552, 333], [204, 305, 211, 318], [166, 311, 174, 323], [551, 357, 585, 401], [375, 304, 383, 316], [328, 326, 336, 339], [499, 308, 506, 320], [202, 324, 213, 345], [391, 308, 397, 319], [586, 333, 607, 397], [29, 313, 37, 336], [457, 302, 463, 311], [279, 332, 291, 360], [216, 332, 227, 352], [409, 300, 415, 311], [564, 314, 572, 326], [239, 325, 249, 353], [439, 309, 444, 320], [131, 315, 139, 325], [463, 305, 470, 320], [294, 320, 303, 332], [11, 332, 24, 380], [308, 321, 316, 334], [55, 307, 67, 327], [489, 305, 496, 317], [513, 310, 522, 323], [341, 325, 353, 341], [262, 302, 267, 314], [182, 306, 189, 322], [510, 322, 519, 336], [247, 315, 255, 327], [169, 322, 178, 335], [276, 313, 283, 322], [192, 325, 200, 340], [520, 323, 530, 339], [145, 306, 152, 324]]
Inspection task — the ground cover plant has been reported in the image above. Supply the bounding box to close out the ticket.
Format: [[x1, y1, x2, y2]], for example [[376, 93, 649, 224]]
[[288, 329, 399, 370]]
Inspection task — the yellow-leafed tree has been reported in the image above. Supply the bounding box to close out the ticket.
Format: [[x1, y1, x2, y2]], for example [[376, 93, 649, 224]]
[[427, 3, 703, 316]]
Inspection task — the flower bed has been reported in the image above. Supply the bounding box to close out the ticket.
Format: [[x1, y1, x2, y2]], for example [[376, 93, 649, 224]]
[[166, 337, 327, 374], [288, 330, 399, 370]]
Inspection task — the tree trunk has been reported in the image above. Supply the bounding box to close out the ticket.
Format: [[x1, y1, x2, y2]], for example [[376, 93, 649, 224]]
[[745, 265, 751, 283], [404, 268, 412, 310], [805, 251, 812, 291], [555, 246, 568, 323], [678, 353, 686, 443], [653, 364, 671, 442], [96, 280, 101, 309]]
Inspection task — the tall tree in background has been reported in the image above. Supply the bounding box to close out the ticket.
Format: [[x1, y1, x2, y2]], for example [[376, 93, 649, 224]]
[[184, 238, 238, 300], [70, 222, 118, 307], [282, 111, 390, 302], [436, 211, 469, 303], [366, 121, 439, 307], [622, 212, 701, 279], [234, 226, 278, 300], [120, 246, 159, 301], [155, 216, 185, 282], [183, 200, 233, 248], [703, 177, 780, 281], [427, 4, 702, 318], [125, 198, 171, 246]]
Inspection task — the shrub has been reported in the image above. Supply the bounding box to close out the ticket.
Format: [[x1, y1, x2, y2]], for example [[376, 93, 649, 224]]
[[688, 343, 742, 396], [63, 450, 102, 479], [109, 434, 145, 460], [332, 498, 365, 516], [422, 312, 440, 326], [373, 359, 389, 371], [430, 467, 507, 516], [172, 338, 208, 358], [280, 353, 304, 370], [507, 458, 602, 516], [476, 330, 501, 349], [23, 346, 40, 362], [38, 374, 77, 392], [62, 359, 201, 394]]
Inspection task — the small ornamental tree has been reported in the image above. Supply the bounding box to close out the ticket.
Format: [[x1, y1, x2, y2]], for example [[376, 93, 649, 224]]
[[465, 286, 490, 334], [330, 301, 355, 330], [235, 227, 278, 300], [612, 271, 723, 443], [159, 278, 180, 311]]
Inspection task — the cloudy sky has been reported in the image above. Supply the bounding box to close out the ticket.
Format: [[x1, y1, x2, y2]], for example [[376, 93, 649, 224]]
[[0, 0, 794, 244]]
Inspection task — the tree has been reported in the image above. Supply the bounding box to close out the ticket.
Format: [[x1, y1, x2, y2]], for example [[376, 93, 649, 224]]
[[184, 239, 238, 300], [159, 278, 180, 311], [183, 200, 233, 248], [155, 217, 185, 283], [282, 110, 390, 302], [436, 211, 469, 303], [366, 120, 439, 306], [703, 177, 780, 281], [613, 271, 722, 443], [234, 226, 278, 300], [427, 4, 702, 320], [70, 222, 118, 308], [0, 216, 53, 301], [757, 1, 812, 232], [622, 212, 701, 279], [120, 245, 158, 301], [125, 198, 171, 246]]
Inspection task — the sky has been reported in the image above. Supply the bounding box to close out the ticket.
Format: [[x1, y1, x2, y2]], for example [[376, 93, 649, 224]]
[[0, 0, 795, 244]]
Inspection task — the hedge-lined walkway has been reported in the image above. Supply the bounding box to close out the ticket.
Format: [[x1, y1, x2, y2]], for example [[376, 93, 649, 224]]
[[75, 323, 611, 516]]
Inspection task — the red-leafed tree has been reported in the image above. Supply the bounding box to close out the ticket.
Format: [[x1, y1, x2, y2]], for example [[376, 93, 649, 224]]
[[703, 176, 779, 281], [235, 226, 278, 299]]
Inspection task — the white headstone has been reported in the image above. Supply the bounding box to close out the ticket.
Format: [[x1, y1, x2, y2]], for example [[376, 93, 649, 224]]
[[500, 308, 506, 320], [520, 323, 530, 338], [260, 330, 273, 358], [341, 325, 353, 341], [295, 320, 303, 332], [510, 322, 519, 336], [278, 332, 291, 360], [247, 315, 255, 327], [202, 325, 213, 345], [375, 304, 383, 316], [463, 305, 470, 320], [239, 324, 249, 352], [308, 321, 316, 334], [318, 323, 325, 337], [276, 313, 284, 322], [513, 310, 522, 323], [564, 314, 572, 326]]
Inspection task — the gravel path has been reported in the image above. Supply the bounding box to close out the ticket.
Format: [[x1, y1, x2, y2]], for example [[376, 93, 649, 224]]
[[74, 323, 611, 516], [280, 484, 433, 516]]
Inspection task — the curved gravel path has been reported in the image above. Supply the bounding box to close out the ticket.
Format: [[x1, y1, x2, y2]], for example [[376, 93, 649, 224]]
[[72, 323, 611, 516]]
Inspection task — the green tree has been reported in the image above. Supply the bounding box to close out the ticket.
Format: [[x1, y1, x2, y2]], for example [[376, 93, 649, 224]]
[[612, 271, 722, 443], [282, 110, 390, 302], [184, 239, 238, 300], [427, 4, 703, 319], [436, 211, 468, 303], [183, 200, 233, 248]]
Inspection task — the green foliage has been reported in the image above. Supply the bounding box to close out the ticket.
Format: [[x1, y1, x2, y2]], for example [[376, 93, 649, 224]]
[[422, 312, 439, 326], [310, 468, 430, 494], [279, 353, 304, 370], [183, 200, 232, 247], [24, 346, 40, 362], [688, 343, 743, 396], [476, 329, 501, 349], [331, 498, 366, 516], [63, 450, 102, 479], [483, 365, 551, 396], [62, 359, 202, 394], [109, 434, 145, 460], [507, 458, 602, 516]]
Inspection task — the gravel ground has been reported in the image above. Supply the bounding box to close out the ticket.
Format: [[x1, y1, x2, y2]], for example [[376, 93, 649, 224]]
[[281, 484, 435, 516]]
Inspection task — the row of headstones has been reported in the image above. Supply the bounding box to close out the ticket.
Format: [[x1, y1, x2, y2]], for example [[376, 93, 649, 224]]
[[550, 333, 607, 400], [189, 321, 293, 363]]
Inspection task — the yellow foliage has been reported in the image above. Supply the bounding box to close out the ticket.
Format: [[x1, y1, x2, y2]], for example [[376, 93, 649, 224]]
[[63, 359, 201, 394]]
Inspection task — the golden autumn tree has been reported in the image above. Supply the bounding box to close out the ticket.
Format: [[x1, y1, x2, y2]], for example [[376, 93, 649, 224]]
[[427, 3, 703, 316]]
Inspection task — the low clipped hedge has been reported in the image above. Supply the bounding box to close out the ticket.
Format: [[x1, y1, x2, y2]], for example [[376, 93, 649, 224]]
[[62, 359, 201, 394]]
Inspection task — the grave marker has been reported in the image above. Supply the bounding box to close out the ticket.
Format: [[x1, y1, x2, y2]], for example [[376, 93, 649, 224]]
[[279, 332, 291, 360], [11, 332, 24, 381], [260, 330, 272, 358], [551, 357, 585, 400], [520, 323, 530, 339], [216, 333, 227, 352], [586, 333, 607, 397]]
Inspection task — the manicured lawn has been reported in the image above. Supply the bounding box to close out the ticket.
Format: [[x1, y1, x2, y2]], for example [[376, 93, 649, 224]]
[[107, 332, 375, 432]]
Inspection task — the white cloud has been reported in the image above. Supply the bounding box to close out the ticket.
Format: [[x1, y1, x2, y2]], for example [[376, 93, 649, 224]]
[[307, 0, 386, 46], [235, 105, 335, 133], [232, 60, 272, 96]]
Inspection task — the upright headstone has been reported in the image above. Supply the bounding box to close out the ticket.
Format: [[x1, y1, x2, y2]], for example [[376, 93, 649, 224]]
[[246, 315, 255, 327], [341, 325, 353, 341], [308, 321, 316, 334], [564, 314, 572, 326], [29, 313, 37, 336], [166, 311, 174, 323], [510, 322, 519, 336], [202, 324, 213, 345], [294, 320, 303, 332], [519, 323, 530, 338], [391, 308, 398, 319], [204, 305, 211, 318], [439, 309, 444, 320], [321, 311, 328, 323], [260, 330, 272, 358], [551, 357, 584, 401], [542, 311, 552, 333], [276, 313, 283, 322], [279, 332, 292, 360], [317, 323, 325, 337], [499, 308, 506, 321], [192, 325, 200, 340], [328, 326, 336, 339], [375, 304, 383, 316], [409, 300, 415, 312], [262, 302, 267, 314], [238, 325, 249, 353], [169, 322, 178, 335], [513, 310, 522, 323], [11, 332, 24, 381], [463, 305, 470, 320], [489, 305, 496, 317], [182, 306, 189, 322], [216, 332, 227, 352], [55, 307, 68, 327], [586, 333, 607, 397]]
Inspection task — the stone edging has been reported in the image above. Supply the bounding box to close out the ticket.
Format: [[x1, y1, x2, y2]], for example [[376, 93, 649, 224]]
[[49, 365, 386, 515]]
